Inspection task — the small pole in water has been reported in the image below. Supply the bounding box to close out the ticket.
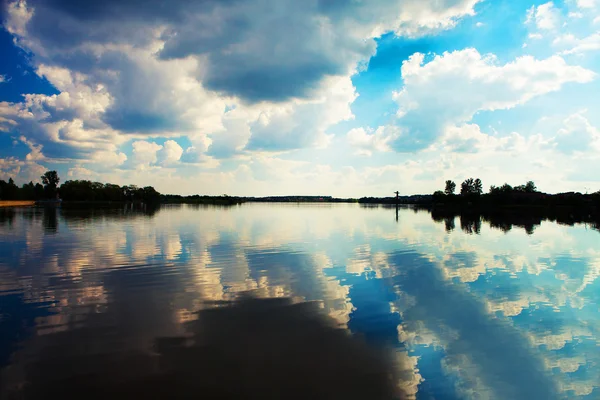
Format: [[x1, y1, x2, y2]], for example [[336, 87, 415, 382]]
[[394, 191, 399, 222]]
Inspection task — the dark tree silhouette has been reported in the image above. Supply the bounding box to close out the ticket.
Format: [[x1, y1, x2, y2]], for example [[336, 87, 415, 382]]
[[490, 181, 537, 195], [34, 183, 45, 199], [460, 178, 483, 196], [525, 181, 536, 193], [60, 180, 162, 203], [461, 178, 472, 195], [41, 170, 60, 199], [460, 179, 471, 196], [474, 178, 483, 195], [444, 180, 456, 196], [489, 183, 513, 194], [0, 178, 19, 200], [433, 190, 446, 202]]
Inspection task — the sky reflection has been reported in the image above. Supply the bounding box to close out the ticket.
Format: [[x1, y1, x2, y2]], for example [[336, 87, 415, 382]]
[[0, 204, 599, 399]]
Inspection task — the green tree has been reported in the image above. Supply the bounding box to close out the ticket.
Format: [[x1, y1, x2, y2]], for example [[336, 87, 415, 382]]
[[444, 180, 456, 196]]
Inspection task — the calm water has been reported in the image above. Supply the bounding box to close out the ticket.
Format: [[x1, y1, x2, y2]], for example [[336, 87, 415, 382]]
[[0, 203, 599, 399]]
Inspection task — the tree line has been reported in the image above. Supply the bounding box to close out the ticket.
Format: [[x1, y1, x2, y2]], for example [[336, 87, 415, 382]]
[[433, 178, 600, 208], [0, 171, 60, 201], [0, 171, 161, 203], [435, 178, 537, 199]]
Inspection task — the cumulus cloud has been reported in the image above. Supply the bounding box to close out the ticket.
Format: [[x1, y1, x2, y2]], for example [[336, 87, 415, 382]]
[[0, 101, 127, 167], [346, 126, 397, 156], [550, 111, 600, 154], [20, 135, 46, 161], [0, 0, 486, 174], [4, 0, 483, 105], [130, 140, 162, 169], [88, 150, 127, 169], [156, 0, 482, 102], [439, 124, 545, 155], [576, 0, 598, 9], [2, 0, 598, 194], [157, 140, 184, 166], [245, 75, 357, 151], [385, 49, 594, 152], [125, 139, 185, 170], [0, 156, 47, 183], [67, 165, 97, 179], [206, 108, 252, 158], [526, 2, 561, 31], [554, 32, 600, 55]]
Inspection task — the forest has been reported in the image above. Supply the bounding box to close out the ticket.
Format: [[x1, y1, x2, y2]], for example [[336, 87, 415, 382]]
[[0, 171, 161, 204]]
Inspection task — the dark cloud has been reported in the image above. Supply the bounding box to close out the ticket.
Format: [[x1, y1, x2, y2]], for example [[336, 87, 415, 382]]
[[29, 0, 237, 21], [157, 1, 373, 103], [14, 0, 374, 104], [102, 110, 186, 134], [202, 61, 340, 103], [1, 0, 484, 156]]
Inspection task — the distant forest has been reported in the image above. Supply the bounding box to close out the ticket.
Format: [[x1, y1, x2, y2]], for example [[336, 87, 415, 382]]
[[430, 178, 600, 209], [0, 171, 241, 205], [1, 171, 599, 210], [0, 171, 162, 203]]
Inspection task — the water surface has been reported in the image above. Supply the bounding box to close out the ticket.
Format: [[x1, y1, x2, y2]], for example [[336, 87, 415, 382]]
[[0, 204, 599, 399]]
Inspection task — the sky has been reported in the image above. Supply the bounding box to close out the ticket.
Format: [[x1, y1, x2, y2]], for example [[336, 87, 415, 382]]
[[0, 0, 599, 197]]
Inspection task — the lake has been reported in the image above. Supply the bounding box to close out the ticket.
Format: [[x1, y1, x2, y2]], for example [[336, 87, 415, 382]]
[[0, 203, 599, 399]]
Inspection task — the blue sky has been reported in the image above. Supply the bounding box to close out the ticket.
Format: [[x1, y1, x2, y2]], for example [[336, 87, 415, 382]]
[[1, 0, 600, 196]]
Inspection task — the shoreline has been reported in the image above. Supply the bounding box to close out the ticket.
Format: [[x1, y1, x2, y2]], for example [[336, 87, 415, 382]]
[[1, 198, 598, 213], [0, 201, 36, 208]]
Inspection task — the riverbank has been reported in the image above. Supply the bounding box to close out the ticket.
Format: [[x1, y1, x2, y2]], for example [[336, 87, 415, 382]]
[[0, 200, 36, 207]]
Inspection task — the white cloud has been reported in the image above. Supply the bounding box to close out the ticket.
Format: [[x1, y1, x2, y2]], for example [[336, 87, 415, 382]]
[[2, 0, 599, 196], [89, 150, 127, 168], [0, 157, 47, 184], [1, 0, 484, 168], [4, 0, 32, 39], [346, 126, 396, 156], [0, 75, 7, 84], [0, 96, 127, 166], [554, 32, 600, 55], [157, 140, 184, 166], [527, 2, 561, 31], [385, 48, 594, 151], [245, 75, 357, 151], [528, 33, 544, 40], [131, 140, 162, 169], [67, 166, 97, 179], [20, 136, 45, 161], [550, 111, 600, 154], [576, 0, 598, 9]]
